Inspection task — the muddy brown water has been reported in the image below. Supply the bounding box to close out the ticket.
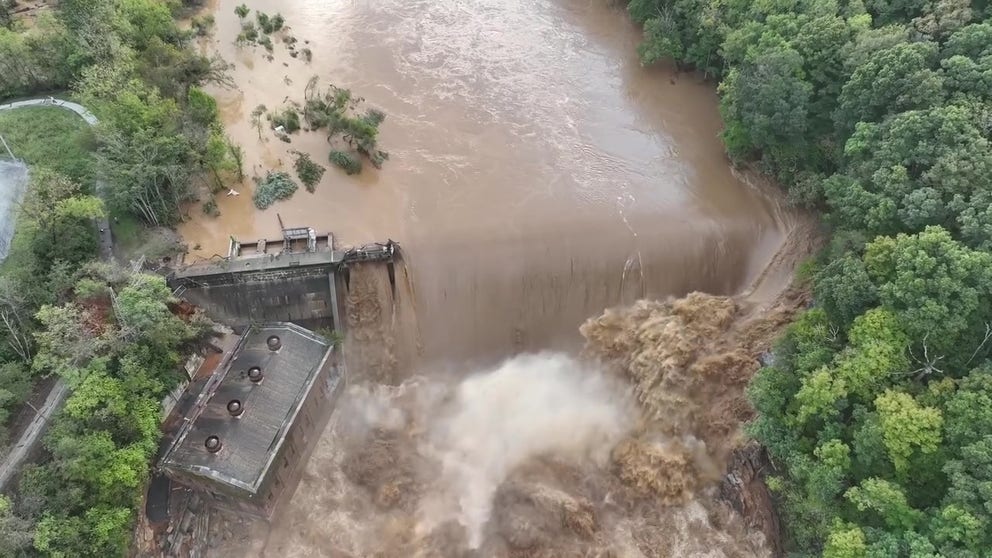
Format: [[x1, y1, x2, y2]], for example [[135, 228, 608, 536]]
[[180, 0, 800, 367], [183, 1, 809, 555]]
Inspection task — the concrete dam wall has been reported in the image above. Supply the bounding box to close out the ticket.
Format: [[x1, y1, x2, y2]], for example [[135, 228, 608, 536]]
[[170, 252, 345, 332]]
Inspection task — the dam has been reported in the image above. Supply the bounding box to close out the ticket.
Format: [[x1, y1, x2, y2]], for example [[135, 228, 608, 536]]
[[150, 226, 398, 555], [168, 225, 397, 332]]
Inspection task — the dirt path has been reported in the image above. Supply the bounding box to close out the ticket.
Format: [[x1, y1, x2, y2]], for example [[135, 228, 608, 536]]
[[0, 379, 68, 490]]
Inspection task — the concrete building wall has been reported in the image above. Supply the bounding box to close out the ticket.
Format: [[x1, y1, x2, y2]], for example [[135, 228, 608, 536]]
[[258, 357, 345, 518], [176, 266, 337, 330]]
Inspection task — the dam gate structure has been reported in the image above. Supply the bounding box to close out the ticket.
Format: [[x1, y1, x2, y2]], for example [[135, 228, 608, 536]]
[[167, 226, 397, 332]]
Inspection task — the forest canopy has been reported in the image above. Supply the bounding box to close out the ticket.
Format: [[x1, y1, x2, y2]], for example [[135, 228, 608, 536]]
[[625, 0, 992, 555], [0, 1, 217, 556]]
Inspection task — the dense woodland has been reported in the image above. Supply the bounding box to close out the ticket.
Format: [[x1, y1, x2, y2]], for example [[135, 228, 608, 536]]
[[626, 0, 992, 555], [0, 0, 219, 555]]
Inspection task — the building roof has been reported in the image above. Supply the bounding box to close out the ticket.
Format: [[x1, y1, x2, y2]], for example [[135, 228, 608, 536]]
[[159, 323, 333, 494]]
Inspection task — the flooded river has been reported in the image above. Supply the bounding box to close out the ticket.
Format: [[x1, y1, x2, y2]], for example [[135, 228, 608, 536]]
[[183, 1, 811, 554], [181, 0, 799, 365]]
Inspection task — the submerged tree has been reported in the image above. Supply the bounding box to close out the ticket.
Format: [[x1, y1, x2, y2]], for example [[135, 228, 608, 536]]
[[291, 150, 326, 192], [250, 104, 267, 139], [301, 77, 390, 173], [252, 171, 298, 209]]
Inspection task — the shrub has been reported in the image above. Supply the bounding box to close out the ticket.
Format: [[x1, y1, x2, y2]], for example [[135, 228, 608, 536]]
[[329, 151, 362, 175], [73, 278, 108, 300], [270, 107, 300, 132], [191, 15, 214, 36], [238, 20, 258, 43], [369, 150, 389, 169], [252, 171, 298, 209], [202, 199, 220, 217], [291, 151, 326, 192], [304, 81, 389, 173], [256, 11, 284, 34]]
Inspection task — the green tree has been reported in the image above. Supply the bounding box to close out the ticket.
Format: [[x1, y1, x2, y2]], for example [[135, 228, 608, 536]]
[[942, 369, 992, 448], [34, 506, 131, 558], [718, 46, 812, 162], [19, 170, 84, 228], [927, 504, 983, 553], [941, 53, 992, 101], [637, 10, 684, 65], [941, 22, 992, 59], [845, 477, 923, 530], [0, 495, 33, 557], [30, 208, 100, 272], [834, 41, 943, 133], [911, 0, 973, 41], [114, 0, 177, 50], [943, 436, 992, 526], [113, 274, 191, 348], [32, 304, 102, 384], [833, 309, 908, 401], [96, 127, 193, 226], [874, 390, 942, 474], [863, 227, 992, 363], [814, 253, 879, 329], [250, 103, 267, 139], [828, 108, 992, 237], [824, 521, 868, 558]]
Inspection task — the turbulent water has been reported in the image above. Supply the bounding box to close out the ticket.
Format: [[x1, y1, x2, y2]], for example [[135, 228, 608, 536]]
[[208, 267, 798, 557], [187, 0, 811, 555], [0, 161, 28, 262]]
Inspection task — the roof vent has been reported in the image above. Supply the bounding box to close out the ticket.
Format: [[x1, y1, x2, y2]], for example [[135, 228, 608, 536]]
[[266, 335, 282, 351], [205, 435, 222, 453], [247, 366, 263, 383], [227, 399, 244, 417]]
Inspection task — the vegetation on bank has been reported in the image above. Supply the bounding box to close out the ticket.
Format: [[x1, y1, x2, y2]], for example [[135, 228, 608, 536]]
[[0, 0, 229, 555], [23, 268, 201, 558], [626, 0, 992, 555]]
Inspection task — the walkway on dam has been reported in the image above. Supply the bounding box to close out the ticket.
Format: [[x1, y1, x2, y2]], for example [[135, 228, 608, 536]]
[[0, 96, 109, 492]]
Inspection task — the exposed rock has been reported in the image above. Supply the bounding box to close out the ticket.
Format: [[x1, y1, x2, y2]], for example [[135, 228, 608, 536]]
[[719, 442, 782, 557]]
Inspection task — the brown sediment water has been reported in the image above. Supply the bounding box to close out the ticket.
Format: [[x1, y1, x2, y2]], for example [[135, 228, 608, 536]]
[[180, 0, 802, 363], [188, 0, 814, 555]]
